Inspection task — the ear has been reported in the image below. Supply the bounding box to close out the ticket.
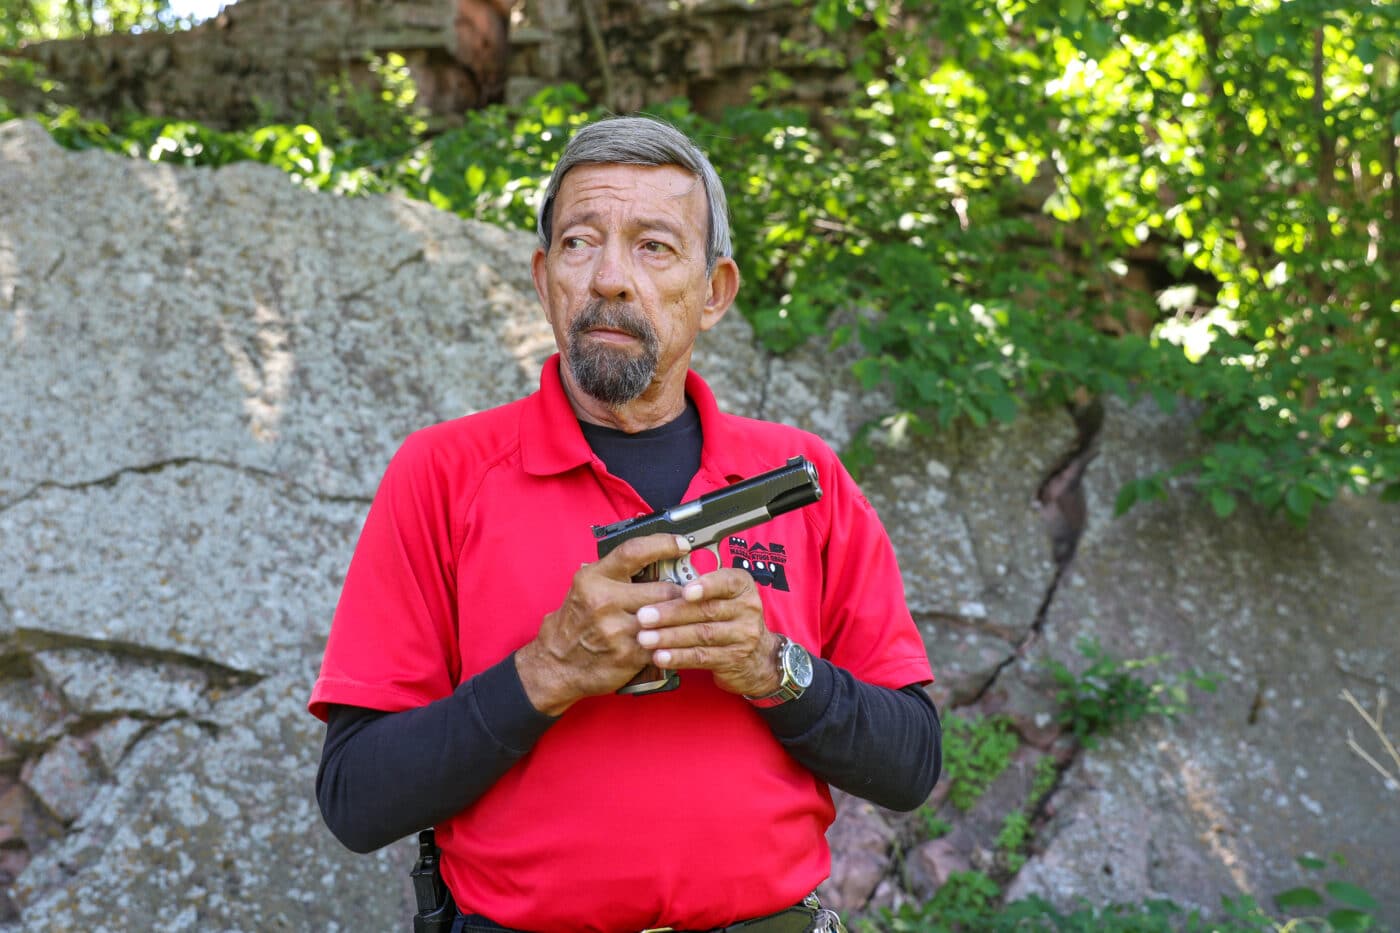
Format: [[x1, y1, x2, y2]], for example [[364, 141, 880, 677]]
[[698, 256, 740, 333], [530, 247, 549, 307]]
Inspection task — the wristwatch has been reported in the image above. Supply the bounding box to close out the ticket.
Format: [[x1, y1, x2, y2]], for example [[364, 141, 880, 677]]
[[745, 634, 814, 708]]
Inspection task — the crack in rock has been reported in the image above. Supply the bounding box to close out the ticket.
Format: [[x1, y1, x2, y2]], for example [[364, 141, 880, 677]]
[[966, 399, 1105, 706], [19, 629, 264, 689], [0, 456, 372, 514], [335, 247, 427, 303]]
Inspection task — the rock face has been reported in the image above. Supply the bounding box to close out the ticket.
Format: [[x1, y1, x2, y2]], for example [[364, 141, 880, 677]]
[[7, 0, 859, 129], [506, 0, 867, 114], [1006, 399, 1400, 916], [7, 0, 511, 127], [1, 119, 1397, 930]]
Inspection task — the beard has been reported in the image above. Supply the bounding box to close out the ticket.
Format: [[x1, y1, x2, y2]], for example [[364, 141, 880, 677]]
[[565, 300, 661, 406]]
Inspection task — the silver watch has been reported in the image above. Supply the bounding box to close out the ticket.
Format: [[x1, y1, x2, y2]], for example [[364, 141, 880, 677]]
[[745, 635, 814, 708]]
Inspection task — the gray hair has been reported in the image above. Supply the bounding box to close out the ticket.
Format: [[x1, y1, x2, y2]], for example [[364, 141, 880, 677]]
[[536, 116, 733, 274]]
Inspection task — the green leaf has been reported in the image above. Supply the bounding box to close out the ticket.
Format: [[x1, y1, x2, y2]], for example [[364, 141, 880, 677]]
[[1325, 881, 1379, 911], [1274, 887, 1325, 910], [1208, 488, 1237, 518], [962, 397, 988, 428], [1327, 909, 1374, 931], [1149, 386, 1177, 413], [1284, 484, 1315, 521], [1173, 211, 1194, 240], [426, 188, 453, 212], [986, 393, 1019, 423], [465, 164, 486, 193], [1114, 482, 1140, 516]]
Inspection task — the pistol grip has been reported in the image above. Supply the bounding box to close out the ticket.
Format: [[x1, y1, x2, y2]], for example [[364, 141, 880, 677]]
[[617, 544, 723, 696], [617, 665, 681, 695]]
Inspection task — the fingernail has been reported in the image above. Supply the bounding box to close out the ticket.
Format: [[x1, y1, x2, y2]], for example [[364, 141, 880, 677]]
[[683, 582, 703, 601], [637, 630, 660, 647], [638, 606, 660, 625], [655, 650, 672, 666], [675, 535, 692, 552]]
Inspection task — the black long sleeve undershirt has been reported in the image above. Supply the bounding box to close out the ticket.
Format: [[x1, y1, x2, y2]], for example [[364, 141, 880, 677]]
[[316, 655, 940, 854]]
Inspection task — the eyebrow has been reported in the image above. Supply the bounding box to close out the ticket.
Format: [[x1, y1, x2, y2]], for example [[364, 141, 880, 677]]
[[556, 210, 692, 246]]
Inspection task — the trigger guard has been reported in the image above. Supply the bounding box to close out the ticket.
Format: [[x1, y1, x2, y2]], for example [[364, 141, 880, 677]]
[[657, 544, 719, 585]]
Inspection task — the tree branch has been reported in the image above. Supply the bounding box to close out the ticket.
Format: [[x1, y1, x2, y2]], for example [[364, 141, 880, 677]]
[[576, 0, 615, 112], [1341, 689, 1400, 788]]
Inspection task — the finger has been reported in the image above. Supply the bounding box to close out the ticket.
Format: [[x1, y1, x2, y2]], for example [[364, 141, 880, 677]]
[[649, 637, 768, 676], [636, 591, 749, 629], [653, 645, 722, 671], [680, 567, 754, 603], [636, 617, 743, 650], [596, 533, 692, 581], [569, 566, 679, 615], [618, 579, 686, 612]]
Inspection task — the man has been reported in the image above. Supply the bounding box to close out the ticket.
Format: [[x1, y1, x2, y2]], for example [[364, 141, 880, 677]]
[[310, 116, 940, 933]]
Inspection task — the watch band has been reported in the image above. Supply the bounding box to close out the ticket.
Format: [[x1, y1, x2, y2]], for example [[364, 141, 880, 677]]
[[745, 634, 813, 708]]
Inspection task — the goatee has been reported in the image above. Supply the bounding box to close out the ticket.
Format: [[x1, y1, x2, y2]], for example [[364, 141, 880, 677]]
[[566, 300, 660, 406]]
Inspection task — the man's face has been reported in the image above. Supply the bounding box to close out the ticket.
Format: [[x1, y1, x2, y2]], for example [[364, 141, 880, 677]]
[[531, 162, 736, 413]]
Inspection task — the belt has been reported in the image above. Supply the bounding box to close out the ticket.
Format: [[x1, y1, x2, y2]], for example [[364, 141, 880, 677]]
[[456, 897, 832, 933]]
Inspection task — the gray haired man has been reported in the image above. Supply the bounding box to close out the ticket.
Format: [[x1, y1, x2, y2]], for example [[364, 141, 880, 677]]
[[311, 115, 941, 933]]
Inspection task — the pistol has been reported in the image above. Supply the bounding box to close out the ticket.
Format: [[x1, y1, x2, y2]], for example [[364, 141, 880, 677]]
[[410, 829, 455, 932], [592, 455, 823, 695]]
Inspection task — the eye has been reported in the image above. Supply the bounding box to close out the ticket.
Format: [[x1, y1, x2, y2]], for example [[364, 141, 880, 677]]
[[640, 240, 672, 254], [562, 236, 587, 250]]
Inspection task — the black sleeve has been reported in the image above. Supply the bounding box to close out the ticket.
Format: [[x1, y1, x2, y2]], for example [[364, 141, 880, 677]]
[[315, 654, 556, 853], [318, 655, 939, 851], [757, 659, 941, 812]]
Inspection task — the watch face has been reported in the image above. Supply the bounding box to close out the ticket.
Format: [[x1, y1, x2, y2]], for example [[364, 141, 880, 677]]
[[785, 640, 814, 689]]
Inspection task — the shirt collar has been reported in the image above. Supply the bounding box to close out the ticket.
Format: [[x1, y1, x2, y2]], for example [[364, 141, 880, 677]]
[[521, 354, 769, 482], [520, 355, 593, 476]]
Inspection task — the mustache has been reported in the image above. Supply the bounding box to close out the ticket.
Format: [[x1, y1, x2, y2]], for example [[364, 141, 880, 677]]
[[569, 300, 653, 342]]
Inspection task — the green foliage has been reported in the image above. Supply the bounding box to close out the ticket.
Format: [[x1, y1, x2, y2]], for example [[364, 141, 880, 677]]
[[792, 0, 1400, 520], [1047, 636, 1217, 747], [396, 84, 606, 231], [4, 0, 1398, 523], [305, 53, 429, 158], [861, 872, 1211, 932], [915, 803, 952, 841], [0, 0, 195, 45], [940, 714, 1019, 812], [860, 866, 1382, 932], [1028, 754, 1059, 803], [0, 53, 55, 122], [1273, 854, 1381, 932], [992, 756, 1060, 873], [992, 810, 1030, 873], [859, 871, 1003, 932]]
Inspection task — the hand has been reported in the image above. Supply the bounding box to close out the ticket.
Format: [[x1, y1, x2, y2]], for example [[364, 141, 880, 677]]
[[516, 534, 688, 716], [634, 568, 782, 698]]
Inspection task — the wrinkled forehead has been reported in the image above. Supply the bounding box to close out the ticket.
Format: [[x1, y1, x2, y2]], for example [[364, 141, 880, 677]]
[[553, 162, 706, 227]]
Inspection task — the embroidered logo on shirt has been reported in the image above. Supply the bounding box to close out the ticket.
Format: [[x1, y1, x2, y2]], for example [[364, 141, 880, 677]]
[[728, 536, 791, 591]]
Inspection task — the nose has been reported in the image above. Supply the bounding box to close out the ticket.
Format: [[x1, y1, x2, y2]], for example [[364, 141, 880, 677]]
[[590, 241, 631, 301]]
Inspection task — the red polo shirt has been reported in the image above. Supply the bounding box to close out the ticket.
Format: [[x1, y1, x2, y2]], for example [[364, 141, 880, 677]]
[[310, 356, 931, 932]]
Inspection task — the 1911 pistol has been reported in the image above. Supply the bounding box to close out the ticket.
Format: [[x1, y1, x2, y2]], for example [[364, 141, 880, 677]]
[[591, 455, 823, 695]]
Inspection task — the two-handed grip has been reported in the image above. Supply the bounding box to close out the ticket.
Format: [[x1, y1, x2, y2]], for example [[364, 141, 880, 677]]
[[617, 544, 723, 694]]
